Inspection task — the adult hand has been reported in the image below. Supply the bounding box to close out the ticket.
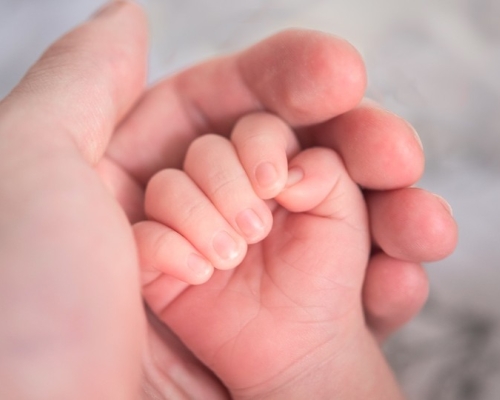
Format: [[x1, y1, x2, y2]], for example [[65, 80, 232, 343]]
[[0, 1, 457, 399]]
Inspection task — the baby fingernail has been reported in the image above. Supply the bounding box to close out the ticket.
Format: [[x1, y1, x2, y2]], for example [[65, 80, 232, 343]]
[[286, 167, 304, 187], [236, 209, 265, 241], [255, 162, 278, 188], [187, 253, 212, 278], [213, 231, 239, 261]]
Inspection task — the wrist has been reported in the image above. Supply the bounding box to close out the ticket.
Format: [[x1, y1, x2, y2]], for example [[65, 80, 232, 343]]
[[231, 327, 404, 400]]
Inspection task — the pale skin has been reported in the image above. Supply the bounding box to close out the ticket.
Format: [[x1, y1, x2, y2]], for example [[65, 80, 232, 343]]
[[0, 1, 457, 399]]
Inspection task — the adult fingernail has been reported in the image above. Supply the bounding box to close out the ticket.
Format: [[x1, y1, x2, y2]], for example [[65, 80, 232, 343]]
[[286, 167, 304, 187], [407, 122, 423, 150], [236, 209, 265, 241], [213, 231, 239, 261], [255, 162, 278, 188], [91, 1, 126, 19], [434, 194, 453, 216]]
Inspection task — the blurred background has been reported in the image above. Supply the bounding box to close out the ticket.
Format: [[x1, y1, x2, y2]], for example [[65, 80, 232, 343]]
[[1, 0, 499, 398]]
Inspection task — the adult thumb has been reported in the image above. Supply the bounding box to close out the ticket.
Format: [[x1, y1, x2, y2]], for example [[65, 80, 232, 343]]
[[0, 0, 148, 165]]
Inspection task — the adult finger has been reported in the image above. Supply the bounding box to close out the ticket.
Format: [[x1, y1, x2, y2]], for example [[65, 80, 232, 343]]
[[0, 0, 148, 165], [309, 100, 425, 190], [363, 253, 429, 342], [105, 29, 366, 184], [367, 188, 458, 262]]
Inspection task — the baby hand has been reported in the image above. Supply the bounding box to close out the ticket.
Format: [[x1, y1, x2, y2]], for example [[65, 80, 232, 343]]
[[133, 112, 387, 399]]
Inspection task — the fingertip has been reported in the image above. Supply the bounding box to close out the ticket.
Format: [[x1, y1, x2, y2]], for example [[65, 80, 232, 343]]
[[186, 253, 215, 285], [211, 230, 247, 269], [254, 162, 283, 197], [276, 147, 365, 226], [134, 221, 214, 286], [235, 208, 267, 244], [313, 104, 425, 190], [276, 148, 330, 213], [91, 1, 147, 23], [231, 112, 299, 199], [364, 253, 429, 342], [240, 29, 367, 126], [368, 188, 458, 262], [285, 166, 305, 188], [144, 165, 249, 271]]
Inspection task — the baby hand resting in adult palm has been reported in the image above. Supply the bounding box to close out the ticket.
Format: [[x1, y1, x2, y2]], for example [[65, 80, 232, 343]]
[[135, 112, 403, 399]]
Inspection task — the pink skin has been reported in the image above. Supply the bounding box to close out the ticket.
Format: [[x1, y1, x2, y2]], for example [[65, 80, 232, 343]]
[[0, 1, 457, 399], [138, 116, 396, 397]]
